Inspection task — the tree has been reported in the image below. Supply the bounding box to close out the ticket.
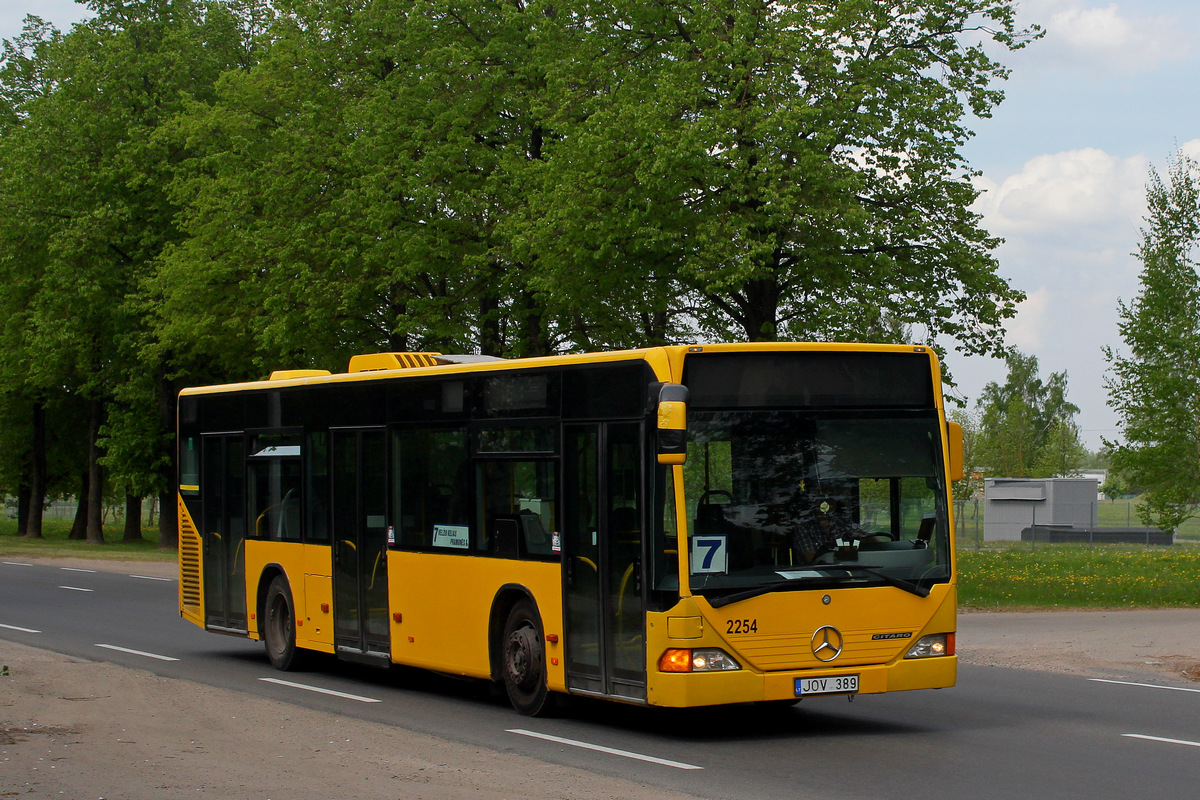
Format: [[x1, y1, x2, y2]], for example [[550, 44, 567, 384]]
[[0, 1, 251, 545], [532, 0, 1039, 352], [976, 350, 1084, 478], [155, 0, 585, 370], [0, 15, 65, 538], [1104, 152, 1200, 531], [948, 407, 983, 538], [160, 0, 1040, 369]]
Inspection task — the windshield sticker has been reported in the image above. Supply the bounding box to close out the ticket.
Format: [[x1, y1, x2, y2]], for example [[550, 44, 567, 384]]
[[691, 535, 729, 574], [775, 569, 828, 579], [432, 524, 470, 549]]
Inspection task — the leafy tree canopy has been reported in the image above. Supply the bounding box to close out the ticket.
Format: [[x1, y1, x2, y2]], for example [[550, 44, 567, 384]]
[[1105, 151, 1200, 531], [976, 350, 1085, 478]]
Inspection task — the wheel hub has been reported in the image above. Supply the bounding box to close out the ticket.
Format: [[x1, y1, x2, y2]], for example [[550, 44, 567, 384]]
[[506, 627, 536, 687]]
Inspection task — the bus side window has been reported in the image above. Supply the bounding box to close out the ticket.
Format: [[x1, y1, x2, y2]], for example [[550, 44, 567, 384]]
[[476, 459, 557, 560], [393, 427, 470, 550], [247, 438, 302, 542]]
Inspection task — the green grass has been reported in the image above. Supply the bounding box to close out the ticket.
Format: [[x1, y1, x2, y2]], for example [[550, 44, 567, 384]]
[[957, 544, 1200, 609], [0, 517, 175, 563], [7, 512, 1200, 610]]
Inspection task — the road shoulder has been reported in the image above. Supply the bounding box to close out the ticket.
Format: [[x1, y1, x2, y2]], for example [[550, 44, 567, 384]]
[[0, 640, 703, 800], [958, 608, 1200, 682]]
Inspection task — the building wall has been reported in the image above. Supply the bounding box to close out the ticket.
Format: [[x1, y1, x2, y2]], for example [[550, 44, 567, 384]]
[[983, 478, 1100, 541]]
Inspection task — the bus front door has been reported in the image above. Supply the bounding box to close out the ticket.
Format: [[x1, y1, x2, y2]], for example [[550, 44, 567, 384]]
[[201, 434, 246, 633], [563, 422, 646, 703], [331, 429, 391, 665]]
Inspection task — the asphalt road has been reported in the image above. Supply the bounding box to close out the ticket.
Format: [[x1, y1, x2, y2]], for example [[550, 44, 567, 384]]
[[2, 559, 1199, 800]]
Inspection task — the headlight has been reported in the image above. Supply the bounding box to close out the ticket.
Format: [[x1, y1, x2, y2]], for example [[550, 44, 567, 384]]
[[905, 633, 954, 658], [658, 648, 742, 672]]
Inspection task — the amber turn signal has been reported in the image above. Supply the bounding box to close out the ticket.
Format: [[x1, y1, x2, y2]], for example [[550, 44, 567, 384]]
[[658, 649, 694, 673]]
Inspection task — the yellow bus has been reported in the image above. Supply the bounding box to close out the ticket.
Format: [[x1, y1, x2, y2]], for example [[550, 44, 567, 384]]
[[177, 343, 962, 715]]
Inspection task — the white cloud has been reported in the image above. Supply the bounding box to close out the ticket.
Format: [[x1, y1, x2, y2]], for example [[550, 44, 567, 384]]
[[974, 148, 1147, 242], [1007, 287, 1052, 350], [1017, 0, 1194, 72]]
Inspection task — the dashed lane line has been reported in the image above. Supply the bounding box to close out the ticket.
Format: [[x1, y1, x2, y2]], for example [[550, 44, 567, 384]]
[[507, 729, 703, 770], [95, 643, 180, 662], [1090, 678, 1200, 694], [259, 677, 382, 703], [1124, 734, 1200, 749]]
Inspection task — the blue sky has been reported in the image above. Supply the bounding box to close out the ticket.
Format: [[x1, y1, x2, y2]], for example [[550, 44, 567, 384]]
[[957, 0, 1200, 448], [4, 0, 1199, 451]]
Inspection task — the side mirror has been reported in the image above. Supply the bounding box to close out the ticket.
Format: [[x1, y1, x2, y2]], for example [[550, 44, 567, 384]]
[[946, 420, 964, 482], [656, 384, 688, 465]]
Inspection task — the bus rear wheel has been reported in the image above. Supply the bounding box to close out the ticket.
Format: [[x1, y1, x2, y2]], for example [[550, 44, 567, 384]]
[[502, 600, 553, 716], [264, 575, 303, 671]]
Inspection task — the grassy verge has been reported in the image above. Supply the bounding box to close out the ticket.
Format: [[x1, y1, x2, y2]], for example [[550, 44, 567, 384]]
[[0, 518, 175, 563], [7, 518, 1200, 610], [957, 544, 1200, 609]]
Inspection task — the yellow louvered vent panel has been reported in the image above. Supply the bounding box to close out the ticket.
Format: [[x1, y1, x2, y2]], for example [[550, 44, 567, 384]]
[[347, 352, 443, 372], [178, 496, 203, 620]]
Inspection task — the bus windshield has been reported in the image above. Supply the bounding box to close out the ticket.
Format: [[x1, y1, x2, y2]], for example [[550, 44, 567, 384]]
[[681, 409, 951, 602]]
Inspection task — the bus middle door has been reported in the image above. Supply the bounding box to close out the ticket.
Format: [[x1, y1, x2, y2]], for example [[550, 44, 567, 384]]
[[331, 428, 391, 665], [563, 422, 646, 703]]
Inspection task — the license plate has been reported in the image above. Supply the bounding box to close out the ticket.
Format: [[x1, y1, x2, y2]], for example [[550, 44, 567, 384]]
[[795, 674, 859, 696]]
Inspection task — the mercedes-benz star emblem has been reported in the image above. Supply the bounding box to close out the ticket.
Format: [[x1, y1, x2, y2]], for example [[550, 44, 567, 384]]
[[811, 625, 844, 662]]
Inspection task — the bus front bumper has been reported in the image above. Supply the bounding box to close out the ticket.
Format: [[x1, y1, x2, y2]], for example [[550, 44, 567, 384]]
[[645, 655, 957, 708]]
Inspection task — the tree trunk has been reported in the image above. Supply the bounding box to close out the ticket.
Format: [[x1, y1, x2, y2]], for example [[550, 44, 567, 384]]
[[122, 492, 143, 542], [86, 400, 105, 545], [741, 276, 780, 342], [22, 400, 47, 539], [16, 480, 30, 540], [69, 471, 88, 540], [516, 289, 547, 358], [158, 489, 178, 550], [157, 366, 179, 550], [480, 291, 503, 357], [642, 310, 669, 347]]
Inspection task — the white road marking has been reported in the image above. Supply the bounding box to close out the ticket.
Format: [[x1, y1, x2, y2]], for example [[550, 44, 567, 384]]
[[258, 677, 382, 703], [129, 574, 173, 582], [2, 561, 33, 567], [1090, 678, 1200, 694], [59, 586, 94, 592], [0, 623, 41, 633], [1124, 734, 1200, 749], [95, 644, 180, 662], [60, 567, 97, 573], [507, 729, 703, 770]]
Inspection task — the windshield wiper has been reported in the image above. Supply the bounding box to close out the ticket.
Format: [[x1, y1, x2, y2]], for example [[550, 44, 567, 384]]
[[707, 579, 815, 608], [833, 565, 930, 598], [705, 565, 929, 608]]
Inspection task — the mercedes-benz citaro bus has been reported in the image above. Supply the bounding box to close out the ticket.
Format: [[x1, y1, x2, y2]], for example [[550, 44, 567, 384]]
[[177, 343, 963, 715]]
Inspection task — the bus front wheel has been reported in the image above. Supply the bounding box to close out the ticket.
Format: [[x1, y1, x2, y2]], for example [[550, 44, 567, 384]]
[[502, 600, 553, 716], [264, 575, 302, 671]]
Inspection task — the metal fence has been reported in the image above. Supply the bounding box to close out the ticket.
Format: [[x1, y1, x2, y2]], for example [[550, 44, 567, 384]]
[[956, 499, 1174, 549], [4, 497, 160, 524]]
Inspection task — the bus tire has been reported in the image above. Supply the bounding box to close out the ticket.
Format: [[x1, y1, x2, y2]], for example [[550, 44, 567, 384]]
[[501, 599, 554, 716], [264, 575, 303, 671]]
